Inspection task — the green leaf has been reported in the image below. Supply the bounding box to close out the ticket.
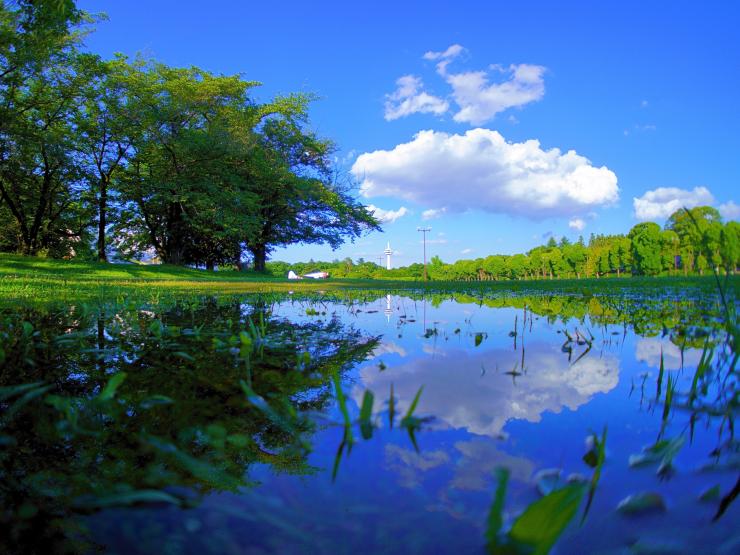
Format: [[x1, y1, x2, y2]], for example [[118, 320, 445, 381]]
[[629, 436, 684, 469], [509, 483, 586, 555], [240, 379, 296, 435], [699, 485, 721, 502], [359, 390, 374, 440], [582, 426, 607, 524], [0, 382, 46, 402], [1, 383, 53, 424], [239, 331, 253, 348], [97, 372, 127, 402], [486, 468, 509, 549], [331, 372, 354, 445], [139, 395, 175, 409], [655, 346, 665, 400], [388, 382, 396, 430], [173, 351, 194, 361], [475, 332, 484, 347], [404, 385, 424, 420]]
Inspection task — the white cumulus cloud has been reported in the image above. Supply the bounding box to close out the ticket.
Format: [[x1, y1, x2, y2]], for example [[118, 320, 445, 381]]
[[422, 207, 447, 220], [719, 201, 740, 221], [568, 218, 586, 231], [367, 204, 409, 224], [444, 63, 546, 125], [353, 342, 619, 438], [632, 186, 714, 221], [423, 44, 465, 61], [635, 337, 703, 371], [352, 129, 619, 219], [387, 45, 545, 125], [384, 75, 449, 121]]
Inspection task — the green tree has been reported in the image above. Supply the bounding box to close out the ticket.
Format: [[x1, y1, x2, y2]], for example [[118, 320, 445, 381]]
[[628, 222, 663, 276], [483, 255, 507, 280], [0, 53, 89, 255], [242, 108, 379, 271], [666, 206, 722, 274], [112, 61, 261, 266], [0, 1, 88, 255], [72, 55, 137, 261], [701, 220, 723, 272], [506, 253, 528, 280], [562, 242, 587, 278], [659, 229, 680, 274], [719, 221, 739, 274]]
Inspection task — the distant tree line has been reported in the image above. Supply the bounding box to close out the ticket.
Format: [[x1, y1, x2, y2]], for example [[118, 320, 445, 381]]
[[0, 1, 378, 271], [271, 206, 739, 280]]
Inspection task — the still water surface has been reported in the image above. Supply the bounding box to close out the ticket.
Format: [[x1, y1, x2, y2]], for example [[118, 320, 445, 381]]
[[1, 291, 737, 554]]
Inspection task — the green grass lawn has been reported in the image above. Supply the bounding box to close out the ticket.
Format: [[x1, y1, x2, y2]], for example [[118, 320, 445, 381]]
[[0, 253, 736, 304]]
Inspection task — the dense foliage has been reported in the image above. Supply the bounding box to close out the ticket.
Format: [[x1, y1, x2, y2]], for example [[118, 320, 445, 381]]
[[271, 207, 739, 280], [0, 1, 378, 269]]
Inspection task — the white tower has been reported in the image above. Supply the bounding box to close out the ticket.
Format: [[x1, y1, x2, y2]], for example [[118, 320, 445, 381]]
[[384, 242, 392, 270]]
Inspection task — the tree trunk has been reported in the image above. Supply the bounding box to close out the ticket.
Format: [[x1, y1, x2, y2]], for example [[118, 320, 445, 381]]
[[97, 178, 108, 262], [250, 244, 267, 272]]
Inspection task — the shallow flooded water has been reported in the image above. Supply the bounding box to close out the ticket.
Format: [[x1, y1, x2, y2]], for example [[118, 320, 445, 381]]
[[1, 290, 738, 554]]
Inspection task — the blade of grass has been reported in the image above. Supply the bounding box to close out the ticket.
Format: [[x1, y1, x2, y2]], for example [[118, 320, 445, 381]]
[[485, 468, 509, 551], [359, 390, 374, 440]]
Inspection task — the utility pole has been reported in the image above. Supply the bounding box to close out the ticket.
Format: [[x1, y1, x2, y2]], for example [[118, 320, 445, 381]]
[[417, 227, 431, 281]]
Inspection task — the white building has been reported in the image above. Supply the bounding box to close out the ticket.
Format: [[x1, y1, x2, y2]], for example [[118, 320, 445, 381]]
[[384, 242, 392, 270]]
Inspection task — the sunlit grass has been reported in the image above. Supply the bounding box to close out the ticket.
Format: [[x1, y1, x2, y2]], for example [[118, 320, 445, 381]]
[[1, 253, 736, 304]]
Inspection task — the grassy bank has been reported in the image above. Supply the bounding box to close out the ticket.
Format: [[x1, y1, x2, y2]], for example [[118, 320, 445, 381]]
[[0, 253, 737, 304]]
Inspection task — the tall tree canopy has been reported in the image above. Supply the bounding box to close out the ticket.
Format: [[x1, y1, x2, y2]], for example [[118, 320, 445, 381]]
[[0, 2, 379, 267]]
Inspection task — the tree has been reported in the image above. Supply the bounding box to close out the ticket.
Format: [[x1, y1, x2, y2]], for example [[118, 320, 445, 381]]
[[112, 61, 263, 265], [0, 52, 89, 255], [72, 55, 136, 261], [607, 236, 631, 276], [528, 247, 546, 279], [701, 220, 723, 272], [242, 107, 379, 271], [628, 222, 663, 275], [562, 242, 587, 278], [719, 221, 739, 274], [660, 229, 680, 274], [666, 206, 722, 274], [0, 1, 89, 255], [506, 253, 528, 280], [484, 255, 506, 280]]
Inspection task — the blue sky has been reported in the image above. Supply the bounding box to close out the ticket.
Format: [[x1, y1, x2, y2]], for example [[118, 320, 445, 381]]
[[78, 0, 739, 266]]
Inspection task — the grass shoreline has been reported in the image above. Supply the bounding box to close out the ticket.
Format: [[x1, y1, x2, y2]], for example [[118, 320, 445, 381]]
[[1, 253, 737, 303]]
